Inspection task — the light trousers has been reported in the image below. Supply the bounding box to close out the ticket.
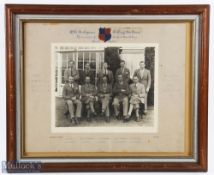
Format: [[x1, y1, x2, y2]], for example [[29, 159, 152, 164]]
[[66, 99, 82, 118], [100, 97, 110, 117], [113, 96, 128, 116]]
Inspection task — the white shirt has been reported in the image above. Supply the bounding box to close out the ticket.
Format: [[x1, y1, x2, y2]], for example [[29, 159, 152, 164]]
[[139, 69, 145, 78]]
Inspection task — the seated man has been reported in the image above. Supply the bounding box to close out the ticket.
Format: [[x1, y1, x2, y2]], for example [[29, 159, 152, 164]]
[[127, 76, 146, 122], [81, 76, 97, 121], [133, 60, 151, 114], [62, 76, 82, 125], [97, 76, 112, 122], [112, 74, 130, 121]]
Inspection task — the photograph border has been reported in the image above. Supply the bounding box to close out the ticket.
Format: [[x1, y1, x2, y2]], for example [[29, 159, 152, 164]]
[[51, 42, 159, 133], [6, 4, 209, 172], [18, 21, 195, 160]]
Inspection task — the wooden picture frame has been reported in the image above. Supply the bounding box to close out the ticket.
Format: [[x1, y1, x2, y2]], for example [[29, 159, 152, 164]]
[[6, 4, 209, 172]]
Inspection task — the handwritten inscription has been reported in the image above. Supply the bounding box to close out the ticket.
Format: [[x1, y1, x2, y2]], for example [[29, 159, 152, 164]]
[[69, 29, 96, 39], [30, 73, 49, 94], [69, 27, 142, 41], [112, 27, 141, 39]]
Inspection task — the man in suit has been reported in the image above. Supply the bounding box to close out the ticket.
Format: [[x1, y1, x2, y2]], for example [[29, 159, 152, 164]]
[[97, 62, 114, 86], [81, 76, 97, 121], [62, 76, 82, 125], [64, 61, 79, 83], [80, 62, 95, 85], [126, 76, 146, 122], [115, 60, 130, 84], [112, 74, 130, 121], [97, 76, 112, 122], [133, 61, 151, 114]]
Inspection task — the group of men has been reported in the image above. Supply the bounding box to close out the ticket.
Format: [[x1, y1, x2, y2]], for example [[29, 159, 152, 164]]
[[62, 59, 151, 125]]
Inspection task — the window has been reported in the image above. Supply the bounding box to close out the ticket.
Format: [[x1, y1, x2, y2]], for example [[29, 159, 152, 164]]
[[61, 52, 76, 84], [55, 49, 104, 96], [77, 51, 97, 71]]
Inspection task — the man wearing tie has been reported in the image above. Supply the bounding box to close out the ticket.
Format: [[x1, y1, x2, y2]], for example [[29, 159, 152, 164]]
[[112, 74, 130, 121], [97, 76, 112, 122], [126, 76, 146, 122], [62, 76, 82, 125], [81, 76, 97, 121], [133, 61, 151, 114], [115, 60, 130, 84], [97, 62, 114, 86]]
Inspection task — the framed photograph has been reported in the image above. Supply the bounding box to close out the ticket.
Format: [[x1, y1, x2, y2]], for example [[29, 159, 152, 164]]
[[6, 4, 209, 172]]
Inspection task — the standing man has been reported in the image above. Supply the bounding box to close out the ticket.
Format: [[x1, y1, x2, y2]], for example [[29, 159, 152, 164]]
[[81, 76, 97, 121], [127, 76, 145, 122], [133, 61, 151, 114], [97, 62, 114, 86], [64, 60, 79, 83], [115, 60, 130, 84], [97, 76, 112, 122], [112, 74, 130, 121], [80, 62, 95, 85], [62, 76, 82, 125]]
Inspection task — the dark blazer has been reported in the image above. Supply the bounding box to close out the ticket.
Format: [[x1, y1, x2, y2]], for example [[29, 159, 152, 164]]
[[80, 70, 95, 85], [133, 68, 151, 90], [98, 83, 112, 95], [62, 83, 80, 100], [115, 67, 130, 83], [97, 69, 114, 86], [113, 81, 130, 99], [81, 84, 97, 102]]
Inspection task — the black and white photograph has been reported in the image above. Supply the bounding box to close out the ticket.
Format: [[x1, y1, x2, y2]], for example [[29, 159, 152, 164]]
[[2, 2, 211, 173], [52, 43, 158, 131]]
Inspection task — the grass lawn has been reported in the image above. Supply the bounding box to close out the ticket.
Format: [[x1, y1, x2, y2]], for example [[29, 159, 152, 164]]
[[55, 97, 154, 127]]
